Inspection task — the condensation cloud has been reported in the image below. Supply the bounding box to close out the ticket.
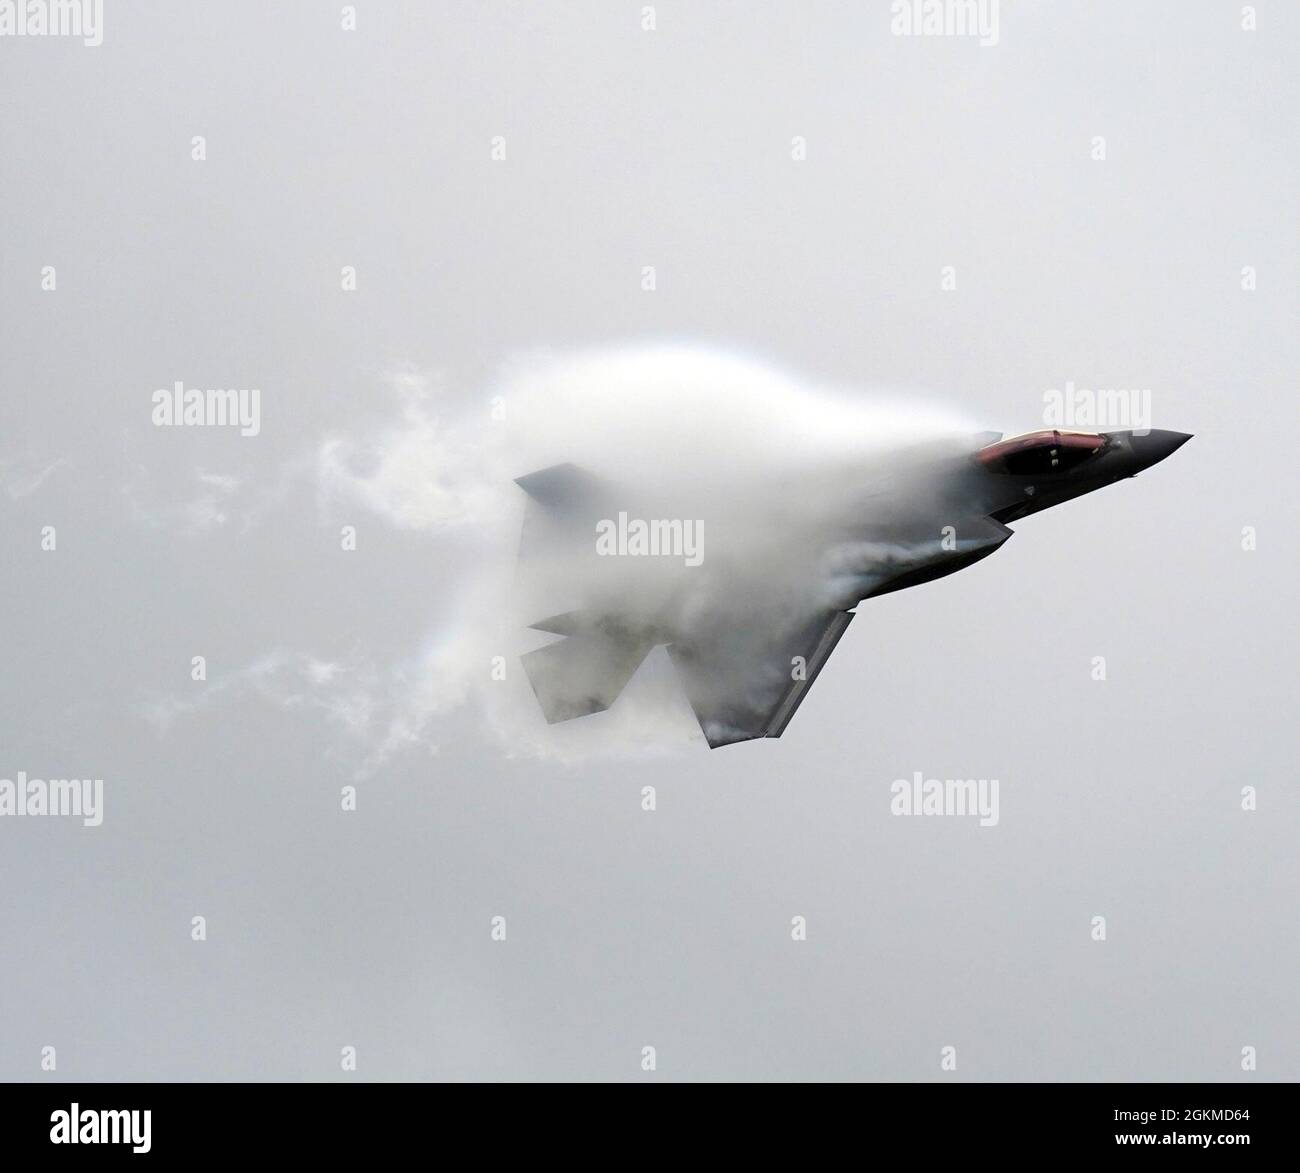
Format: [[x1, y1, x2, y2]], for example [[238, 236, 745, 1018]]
[[317, 345, 977, 760]]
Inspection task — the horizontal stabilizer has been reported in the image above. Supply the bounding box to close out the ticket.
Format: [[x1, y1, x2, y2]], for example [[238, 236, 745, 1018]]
[[529, 611, 585, 637], [521, 620, 657, 724], [514, 463, 606, 511]]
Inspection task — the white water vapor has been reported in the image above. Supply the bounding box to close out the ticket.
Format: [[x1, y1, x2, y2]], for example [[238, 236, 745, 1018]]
[[132, 346, 980, 765], [313, 344, 977, 761]]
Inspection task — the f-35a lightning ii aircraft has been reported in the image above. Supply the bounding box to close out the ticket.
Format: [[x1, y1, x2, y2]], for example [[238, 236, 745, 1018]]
[[515, 427, 1191, 747]]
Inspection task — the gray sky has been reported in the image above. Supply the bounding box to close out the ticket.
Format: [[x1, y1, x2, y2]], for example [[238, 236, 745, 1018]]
[[1, 0, 1297, 1081]]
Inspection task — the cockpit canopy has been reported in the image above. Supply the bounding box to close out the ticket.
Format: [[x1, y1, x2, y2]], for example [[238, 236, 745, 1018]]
[[976, 429, 1106, 476]]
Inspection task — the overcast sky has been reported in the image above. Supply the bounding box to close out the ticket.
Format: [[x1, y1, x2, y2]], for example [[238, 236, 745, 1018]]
[[1, 1, 1296, 1081]]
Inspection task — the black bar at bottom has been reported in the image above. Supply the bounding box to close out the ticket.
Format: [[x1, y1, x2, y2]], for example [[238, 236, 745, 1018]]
[[2, 1081, 1292, 1159]]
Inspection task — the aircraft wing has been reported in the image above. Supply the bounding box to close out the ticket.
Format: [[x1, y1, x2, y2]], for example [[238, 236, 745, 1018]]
[[667, 609, 856, 747]]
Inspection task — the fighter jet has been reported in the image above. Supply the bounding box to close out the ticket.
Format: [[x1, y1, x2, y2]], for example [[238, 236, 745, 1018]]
[[515, 427, 1191, 747]]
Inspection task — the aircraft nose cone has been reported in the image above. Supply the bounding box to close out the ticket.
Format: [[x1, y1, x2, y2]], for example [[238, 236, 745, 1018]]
[[1128, 429, 1192, 470]]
